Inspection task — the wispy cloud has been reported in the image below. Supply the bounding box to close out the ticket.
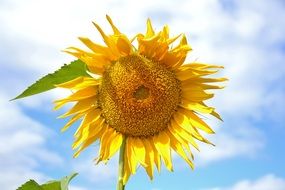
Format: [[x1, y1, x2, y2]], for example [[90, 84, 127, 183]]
[[0, 93, 63, 189], [195, 123, 265, 166], [69, 185, 89, 190], [205, 174, 285, 190], [67, 151, 119, 190]]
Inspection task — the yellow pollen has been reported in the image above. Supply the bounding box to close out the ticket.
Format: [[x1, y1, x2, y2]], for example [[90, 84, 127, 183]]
[[98, 54, 181, 137]]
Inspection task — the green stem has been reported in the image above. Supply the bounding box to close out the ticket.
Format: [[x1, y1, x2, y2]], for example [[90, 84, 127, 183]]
[[117, 136, 126, 190]]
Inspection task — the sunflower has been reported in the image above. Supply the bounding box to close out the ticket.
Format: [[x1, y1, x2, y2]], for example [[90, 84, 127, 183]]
[[54, 15, 226, 185]]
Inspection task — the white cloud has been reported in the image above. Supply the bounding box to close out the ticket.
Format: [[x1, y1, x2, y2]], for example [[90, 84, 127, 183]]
[[206, 174, 285, 190], [0, 93, 63, 189], [69, 185, 89, 190], [72, 154, 118, 183], [172, 120, 265, 169], [0, 170, 47, 190], [195, 124, 265, 166]]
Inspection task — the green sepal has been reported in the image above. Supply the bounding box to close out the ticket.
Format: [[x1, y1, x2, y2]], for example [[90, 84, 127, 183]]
[[12, 60, 91, 100]]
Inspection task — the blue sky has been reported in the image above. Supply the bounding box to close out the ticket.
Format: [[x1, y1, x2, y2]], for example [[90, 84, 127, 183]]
[[1, 0, 285, 190]]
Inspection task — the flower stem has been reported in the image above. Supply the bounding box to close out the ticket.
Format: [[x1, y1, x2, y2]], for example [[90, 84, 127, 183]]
[[117, 136, 126, 190]]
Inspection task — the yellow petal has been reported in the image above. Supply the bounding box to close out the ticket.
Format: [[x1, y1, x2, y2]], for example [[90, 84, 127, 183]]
[[123, 144, 131, 184], [137, 33, 168, 61], [73, 109, 102, 148], [200, 84, 225, 89], [93, 19, 132, 57], [182, 77, 228, 85], [180, 99, 214, 114], [164, 35, 191, 69], [79, 55, 106, 74], [98, 128, 118, 161], [166, 34, 182, 45], [153, 131, 173, 171], [166, 129, 194, 169], [166, 127, 194, 158], [63, 47, 84, 58], [146, 18, 155, 38], [198, 102, 223, 121], [175, 70, 199, 81], [176, 69, 219, 81], [162, 25, 169, 40], [107, 131, 123, 158], [181, 63, 224, 70], [126, 138, 138, 174], [73, 121, 105, 158], [58, 97, 96, 118], [180, 108, 215, 134], [60, 112, 85, 132], [182, 89, 214, 102], [150, 137, 161, 172], [173, 111, 213, 145], [106, 15, 121, 35], [169, 120, 200, 151], [89, 119, 105, 138], [78, 37, 114, 59], [111, 34, 132, 56], [131, 138, 147, 166], [74, 108, 101, 138], [63, 48, 109, 73], [162, 50, 188, 69], [211, 110, 223, 121], [182, 82, 224, 91], [54, 86, 97, 108], [142, 138, 154, 180], [92, 22, 120, 57], [55, 77, 85, 89]]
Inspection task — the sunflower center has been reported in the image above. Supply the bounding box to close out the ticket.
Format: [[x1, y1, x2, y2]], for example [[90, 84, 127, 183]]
[[133, 85, 150, 100], [98, 54, 181, 137]]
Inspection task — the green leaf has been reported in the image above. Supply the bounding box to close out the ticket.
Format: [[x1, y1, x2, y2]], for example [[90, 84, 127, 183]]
[[12, 60, 90, 100], [41, 181, 61, 190], [17, 173, 78, 190], [41, 173, 78, 190], [59, 172, 78, 190], [16, 180, 42, 190]]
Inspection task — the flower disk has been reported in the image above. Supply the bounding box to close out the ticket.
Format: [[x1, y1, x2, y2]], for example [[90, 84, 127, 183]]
[[99, 54, 181, 137]]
